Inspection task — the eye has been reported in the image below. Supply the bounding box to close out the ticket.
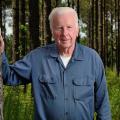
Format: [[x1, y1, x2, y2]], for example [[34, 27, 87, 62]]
[[56, 27, 63, 31], [67, 26, 72, 29]]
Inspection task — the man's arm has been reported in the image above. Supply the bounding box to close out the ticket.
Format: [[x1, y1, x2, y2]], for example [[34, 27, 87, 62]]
[[2, 52, 32, 85], [0, 29, 32, 85]]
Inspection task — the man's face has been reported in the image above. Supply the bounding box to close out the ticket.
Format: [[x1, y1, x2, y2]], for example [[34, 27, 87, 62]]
[[51, 12, 79, 50]]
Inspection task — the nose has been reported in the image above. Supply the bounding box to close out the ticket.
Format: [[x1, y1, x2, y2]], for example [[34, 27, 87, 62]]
[[62, 27, 68, 36]]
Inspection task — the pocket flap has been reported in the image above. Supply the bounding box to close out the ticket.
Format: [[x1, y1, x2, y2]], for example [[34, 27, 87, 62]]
[[39, 75, 56, 84], [72, 77, 93, 86]]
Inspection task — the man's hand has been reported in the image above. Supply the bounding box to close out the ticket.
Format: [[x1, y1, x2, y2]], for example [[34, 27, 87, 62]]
[[0, 28, 4, 54]]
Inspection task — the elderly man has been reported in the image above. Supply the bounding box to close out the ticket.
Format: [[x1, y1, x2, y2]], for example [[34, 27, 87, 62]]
[[0, 7, 111, 120]]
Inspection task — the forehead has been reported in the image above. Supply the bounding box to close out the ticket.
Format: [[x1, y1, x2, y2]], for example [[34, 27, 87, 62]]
[[52, 12, 76, 26]]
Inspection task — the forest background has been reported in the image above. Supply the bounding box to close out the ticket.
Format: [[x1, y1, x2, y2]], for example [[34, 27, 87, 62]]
[[0, 0, 120, 119]]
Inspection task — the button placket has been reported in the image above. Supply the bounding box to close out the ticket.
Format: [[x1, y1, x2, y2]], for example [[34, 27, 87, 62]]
[[63, 71, 69, 119]]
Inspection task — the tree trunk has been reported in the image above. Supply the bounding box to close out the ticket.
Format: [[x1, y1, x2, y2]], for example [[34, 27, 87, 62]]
[[103, 0, 107, 67], [77, 0, 80, 42], [117, 0, 120, 75], [88, 0, 95, 48], [44, 0, 52, 44], [55, 0, 61, 6], [100, 0, 104, 62], [110, 0, 114, 68], [68, 0, 70, 7], [12, 0, 20, 62], [20, 0, 27, 93], [92, 0, 95, 49], [1, 1, 6, 51], [95, 0, 99, 52], [41, 0, 45, 45], [20, 0, 26, 57], [72, 0, 75, 8], [0, 0, 2, 29], [29, 0, 40, 50], [115, 0, 119, 75], [88, 0, 92, 47]]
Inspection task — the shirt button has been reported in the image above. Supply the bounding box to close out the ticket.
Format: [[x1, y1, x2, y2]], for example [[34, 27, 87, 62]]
[[65, 112, 68, 115], [65, 98, 68, 100]]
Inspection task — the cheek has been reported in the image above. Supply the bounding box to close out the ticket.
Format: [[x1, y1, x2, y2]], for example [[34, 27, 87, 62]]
[[70, 31, 78, 39], [52, 32, 60, 39]]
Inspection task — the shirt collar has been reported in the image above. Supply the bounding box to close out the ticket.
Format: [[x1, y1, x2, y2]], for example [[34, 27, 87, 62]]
[[71, 43, 84, 61], [49, 43, 85, 60], [49, 44, 59, 58]]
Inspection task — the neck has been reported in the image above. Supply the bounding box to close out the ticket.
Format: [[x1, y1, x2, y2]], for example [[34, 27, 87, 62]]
[[58, 46, 75, 57]]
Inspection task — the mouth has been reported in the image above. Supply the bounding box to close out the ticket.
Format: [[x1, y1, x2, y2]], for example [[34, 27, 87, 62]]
[[57, 38, 70, 44], [61, 39, 69, 41], [61, 40, 69, 44]]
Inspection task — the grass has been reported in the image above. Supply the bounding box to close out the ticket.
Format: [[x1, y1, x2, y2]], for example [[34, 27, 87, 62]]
[[3, 84, 34, 120], [106, 68, 120, 120]]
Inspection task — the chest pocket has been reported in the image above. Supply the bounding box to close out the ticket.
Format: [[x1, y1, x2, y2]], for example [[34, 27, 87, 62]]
[[72, 77, 94, 101], [39, 75, 57, 99]]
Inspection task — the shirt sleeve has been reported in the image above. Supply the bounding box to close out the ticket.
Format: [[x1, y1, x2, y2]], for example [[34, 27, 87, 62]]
[[94, 53, 112, 120], [2, 52, 32, 85]]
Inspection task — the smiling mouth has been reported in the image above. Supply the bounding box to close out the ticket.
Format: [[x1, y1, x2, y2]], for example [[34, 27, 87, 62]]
[[61, 39, 69, 41], [61, 40, 69, 44]]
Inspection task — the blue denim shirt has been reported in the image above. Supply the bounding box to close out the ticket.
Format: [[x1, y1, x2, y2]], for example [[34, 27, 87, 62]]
[[2, 43, 111, 120]]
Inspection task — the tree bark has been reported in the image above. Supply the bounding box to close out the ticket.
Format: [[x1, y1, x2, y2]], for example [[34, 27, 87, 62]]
[[44, 0, 52, 44], [29, 0, 40, 50], [95, 0, 99, 52], [12, 0, 20, 62], [117, 0, 120, 75], [20, 0, 26, 57], [0, 0, 2, 28]]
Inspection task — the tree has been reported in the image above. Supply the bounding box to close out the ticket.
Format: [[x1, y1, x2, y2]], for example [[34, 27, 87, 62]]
[[20, 0, 28, 93], [77, 0, 80, 42], [0, 0, 2, 29], [99, 0, 105, 64], [116, 0, 120, 75], [44, 0, 52, 44], [88, 0, 94, 48], [12, 0, 20, 62], [95, 0, 99, 52], [20, 0, 26, 57], [110, 0, 114, 68], [29, 0, 40, 50], [55, 0, 61, 6]]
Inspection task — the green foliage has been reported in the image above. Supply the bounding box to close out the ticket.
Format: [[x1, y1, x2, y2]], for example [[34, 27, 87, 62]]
[[80, 0, 90, 23], [4, 84, 34, 120], [106, 68, 120, 120], [19, 24, 27, 33], [79, 37, 89, 46]]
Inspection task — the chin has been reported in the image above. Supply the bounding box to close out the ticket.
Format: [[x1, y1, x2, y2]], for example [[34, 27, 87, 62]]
[[60, 44, 73, 49]]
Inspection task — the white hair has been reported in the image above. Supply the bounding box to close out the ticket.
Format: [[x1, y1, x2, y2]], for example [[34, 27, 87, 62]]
[[49, 7, 79, 30]]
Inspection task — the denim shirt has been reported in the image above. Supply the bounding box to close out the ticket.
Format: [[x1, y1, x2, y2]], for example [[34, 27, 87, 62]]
[[2, 43, 111, 120]]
